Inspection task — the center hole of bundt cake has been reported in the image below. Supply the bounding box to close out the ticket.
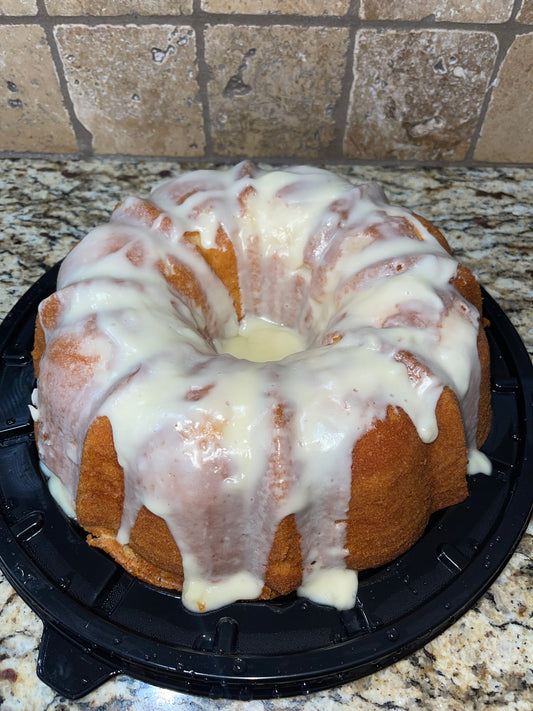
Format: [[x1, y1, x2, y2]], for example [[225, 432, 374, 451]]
[[215, 315, 306, 363]]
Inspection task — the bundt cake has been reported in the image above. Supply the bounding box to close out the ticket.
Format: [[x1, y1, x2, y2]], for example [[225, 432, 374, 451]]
[[31, 162, 492, 613]]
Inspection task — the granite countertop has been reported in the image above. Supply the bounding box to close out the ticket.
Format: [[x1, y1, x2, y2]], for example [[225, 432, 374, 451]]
[[0, 159, 531, 711]]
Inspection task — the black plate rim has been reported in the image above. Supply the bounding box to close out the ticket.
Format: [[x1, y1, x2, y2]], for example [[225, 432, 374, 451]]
[[0, 263, 531, 700]]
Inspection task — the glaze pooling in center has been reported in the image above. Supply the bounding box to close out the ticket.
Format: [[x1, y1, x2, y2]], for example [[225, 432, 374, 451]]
[[215, 316, 307, 362]]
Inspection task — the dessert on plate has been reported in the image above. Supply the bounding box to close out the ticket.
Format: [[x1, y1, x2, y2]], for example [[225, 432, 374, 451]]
[[31, 162, 492, 612]]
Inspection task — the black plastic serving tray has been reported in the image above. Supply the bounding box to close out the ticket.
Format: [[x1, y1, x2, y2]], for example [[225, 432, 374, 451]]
[[0, 262, 531, 701]]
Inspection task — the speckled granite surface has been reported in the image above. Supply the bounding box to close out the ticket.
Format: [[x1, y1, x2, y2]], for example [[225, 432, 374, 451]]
[[0, 159, 531, 711]]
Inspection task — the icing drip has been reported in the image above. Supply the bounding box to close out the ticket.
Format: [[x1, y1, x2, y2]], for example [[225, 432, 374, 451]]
[[34, 162, 490, 612]]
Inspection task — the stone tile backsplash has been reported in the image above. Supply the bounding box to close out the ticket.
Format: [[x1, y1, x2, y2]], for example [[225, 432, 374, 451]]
[[344, 29, 499, 162], [204, 24, 350, 158], [0, 1, 532, 164], [54, 24, 204, 156]]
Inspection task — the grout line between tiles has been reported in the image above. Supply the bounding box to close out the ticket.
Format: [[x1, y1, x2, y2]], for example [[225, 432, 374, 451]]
[[464, 0, 530, 162], [0, 150, 532, 170], [35, 0, 93, 155], [194, 0, 213, 157], [326, 0, 360, 162]]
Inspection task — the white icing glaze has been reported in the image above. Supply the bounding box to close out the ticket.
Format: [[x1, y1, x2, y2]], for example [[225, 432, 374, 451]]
[[467, 449, 492, 475], [40, 461, 76, 519], [29, 387, 39, 422], [215, 316, 306, 362], [298, 568, 358, 610], [33, 162, 490, 613]]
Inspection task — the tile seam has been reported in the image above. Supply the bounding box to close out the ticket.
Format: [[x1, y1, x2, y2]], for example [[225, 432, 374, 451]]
[[0, 149, 531, 169], [1, 13, 532, 28], [35, 0, 93, 154], [194, 0, 213, 156], [465, 0, 527, 161], [330, 1, 360, 162]]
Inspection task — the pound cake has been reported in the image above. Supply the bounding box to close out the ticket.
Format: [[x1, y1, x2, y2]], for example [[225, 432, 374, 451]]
[[31, 162, 492, 613]]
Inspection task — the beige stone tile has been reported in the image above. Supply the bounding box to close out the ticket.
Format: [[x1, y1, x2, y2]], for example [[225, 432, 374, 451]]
[[344, 29, 498, 162], [0, 25, 77, 153], [517, 0, 533, 23], [45, 0, 193, 14], [360, 0, 514, 22], [54, 24, 204, 156], [205, 24, 349, 158], [475, 33, 533, 163], [202, 0, 351, 14], [0, 0, 37, 14]]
